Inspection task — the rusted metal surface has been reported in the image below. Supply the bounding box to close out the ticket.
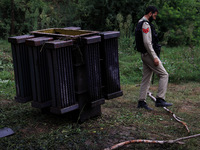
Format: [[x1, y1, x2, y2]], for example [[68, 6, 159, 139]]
[[30, 28, 99, 39], [8, 28, 123, 123], [8, 35, 34, 103], [63, 27, 81, 30], [26, 37, 53, 47], [100, 31, 120, 40], [100, 31, 123, 99], [82, 36, 105, 107], [45, 40, 73, 49], [8, 35, 34, 44], [82, 35, 101, 44], [45, 40, 78, 114], [26, 37, 53, 108]]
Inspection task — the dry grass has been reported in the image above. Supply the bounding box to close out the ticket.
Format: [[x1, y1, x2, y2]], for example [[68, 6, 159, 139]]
[[1, 82, 199, 150]]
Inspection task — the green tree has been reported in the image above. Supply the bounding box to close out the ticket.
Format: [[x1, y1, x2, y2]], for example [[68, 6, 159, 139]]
[[155, 0, 200, 46], [1, 0, 200, 47]]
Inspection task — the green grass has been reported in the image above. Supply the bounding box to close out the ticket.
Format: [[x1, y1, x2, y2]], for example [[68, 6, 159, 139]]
[[161, 46, 200, 82], [119, 38, 200, 84], [0, 39, 200, 149], [0, 40, 15, 100], [0, 83, 200, 149]]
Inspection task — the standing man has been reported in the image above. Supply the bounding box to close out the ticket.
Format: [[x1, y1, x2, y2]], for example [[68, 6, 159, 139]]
[[135, 6, 172, 110]]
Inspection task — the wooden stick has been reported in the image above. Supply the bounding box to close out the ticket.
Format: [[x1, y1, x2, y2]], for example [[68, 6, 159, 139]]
[[104, 134, 200, 150], [148, 92, 190, 133]]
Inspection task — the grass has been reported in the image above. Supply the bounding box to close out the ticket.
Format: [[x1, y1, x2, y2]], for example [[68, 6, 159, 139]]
[[0, 39, 200, 149], [119, 38, 200, 84], [0, 83, 200, 149], [0, 40, 15, 100]]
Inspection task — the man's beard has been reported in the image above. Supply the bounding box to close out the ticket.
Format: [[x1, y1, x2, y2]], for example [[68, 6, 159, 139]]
[[149, 16, 154, 22]]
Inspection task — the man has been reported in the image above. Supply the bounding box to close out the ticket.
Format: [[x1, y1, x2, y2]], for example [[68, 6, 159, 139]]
[[136, 6, 172, 110]]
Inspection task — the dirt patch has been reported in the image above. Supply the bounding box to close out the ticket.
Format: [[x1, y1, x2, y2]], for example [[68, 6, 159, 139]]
[[196, 102, 200, 107], [168, 83, 186, 91], [159, 120, 174, 126], [102, 107, 115, 117], [149, 86, 158, 92], [148, 132, 173, 140], [19, 124, 50, 137], [191, 87, 200, 95], [176, 100, 197, 113], [0, 99, 12, 105], [179, 105, 196, 113], [168, 83, 200, 95], [105, 125, 138, 147]]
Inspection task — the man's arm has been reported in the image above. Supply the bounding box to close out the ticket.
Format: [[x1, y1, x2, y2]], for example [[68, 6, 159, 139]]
[[142, 22, 159, 66]]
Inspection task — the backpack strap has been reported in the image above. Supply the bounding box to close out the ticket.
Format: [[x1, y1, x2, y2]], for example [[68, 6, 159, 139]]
[[135, 20, 149, 53]]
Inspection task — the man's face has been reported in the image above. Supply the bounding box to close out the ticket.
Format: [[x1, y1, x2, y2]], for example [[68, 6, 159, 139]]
[[152, 12, 158, 20], [149, 11, 158, 22]]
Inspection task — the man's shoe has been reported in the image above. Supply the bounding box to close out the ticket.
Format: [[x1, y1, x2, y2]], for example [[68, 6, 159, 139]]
[[137, 101, 153, 110], [155, 98, 172, 107]]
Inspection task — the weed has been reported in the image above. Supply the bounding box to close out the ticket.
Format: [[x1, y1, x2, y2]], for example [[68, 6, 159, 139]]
[[0, 39, 200, 149]]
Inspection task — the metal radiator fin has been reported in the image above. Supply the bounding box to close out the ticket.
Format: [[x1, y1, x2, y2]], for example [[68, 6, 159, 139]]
[[82, 36, 105, 107], [26, 37, 53, 108], [45, 40, 78, 114], [100, 32, 123, 99], [8, 35, 34, 102]]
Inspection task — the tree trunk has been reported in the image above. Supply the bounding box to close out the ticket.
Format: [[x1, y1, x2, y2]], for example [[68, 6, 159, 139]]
[[10, 0, 15, 35]]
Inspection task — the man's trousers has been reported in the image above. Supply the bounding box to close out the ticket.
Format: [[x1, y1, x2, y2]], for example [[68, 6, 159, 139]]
[[138, 53, 169, 101]]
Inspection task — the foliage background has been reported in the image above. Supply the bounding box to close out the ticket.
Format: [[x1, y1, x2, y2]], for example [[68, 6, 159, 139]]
[[1, 0, 200, 85], [1, 0, 200, 47]]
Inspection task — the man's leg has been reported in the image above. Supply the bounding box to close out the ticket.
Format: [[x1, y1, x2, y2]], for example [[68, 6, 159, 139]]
[[138, 55, 153, 110], [138, 62, 153, 101], [142, 54, 172, 107], [156, 68, 168, 100]]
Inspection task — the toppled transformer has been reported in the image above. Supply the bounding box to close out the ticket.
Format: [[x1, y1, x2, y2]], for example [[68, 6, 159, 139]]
[[8, 27, 123, 122]]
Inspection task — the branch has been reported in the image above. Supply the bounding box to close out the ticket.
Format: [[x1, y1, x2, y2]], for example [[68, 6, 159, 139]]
[[104, 134, 200, 150], [148, 91, 190, 133]]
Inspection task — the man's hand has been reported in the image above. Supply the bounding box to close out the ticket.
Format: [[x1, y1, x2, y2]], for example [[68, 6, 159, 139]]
[[154, 58, 159, 66]]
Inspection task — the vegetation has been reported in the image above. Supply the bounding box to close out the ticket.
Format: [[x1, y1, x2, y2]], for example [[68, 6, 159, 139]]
[[119, 43, 200, 84], [0, 79, 200, 149], [0, 37, 200, 149], [1, 0, 200, 46]]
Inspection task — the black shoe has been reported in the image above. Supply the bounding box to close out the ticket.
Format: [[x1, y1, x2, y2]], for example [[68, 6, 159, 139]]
[[155, 98, 172, 107], [137, 101, 153, 111]]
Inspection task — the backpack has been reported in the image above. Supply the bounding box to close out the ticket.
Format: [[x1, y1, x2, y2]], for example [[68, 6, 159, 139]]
[[134, 20, 161, 57], [134, 20, 149, 53]]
